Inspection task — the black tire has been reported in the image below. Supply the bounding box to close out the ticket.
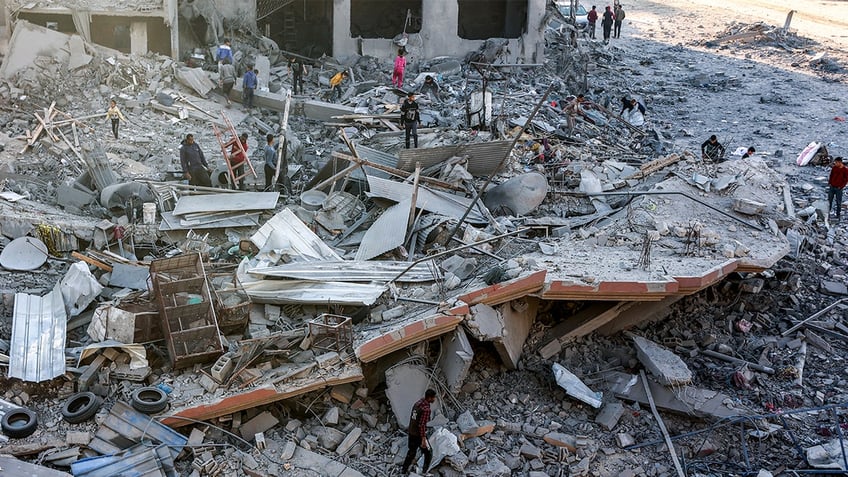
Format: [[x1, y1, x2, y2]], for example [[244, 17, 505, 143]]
[[1, 408, 37, 438], [131, 387, 168, 414], [61, 392, 102, 424]]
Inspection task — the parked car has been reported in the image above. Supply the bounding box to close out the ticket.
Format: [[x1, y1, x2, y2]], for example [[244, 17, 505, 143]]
[[548, 2, 589, 33]]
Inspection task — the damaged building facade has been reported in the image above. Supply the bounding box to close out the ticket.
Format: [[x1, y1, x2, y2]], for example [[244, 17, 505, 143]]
[[2, 0, 545, 62]]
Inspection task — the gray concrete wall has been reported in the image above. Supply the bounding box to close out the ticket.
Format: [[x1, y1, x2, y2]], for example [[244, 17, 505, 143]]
[[333, 0, 546, 63]]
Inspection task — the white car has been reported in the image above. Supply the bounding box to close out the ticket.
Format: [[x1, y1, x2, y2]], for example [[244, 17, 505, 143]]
[[549, 2, 589, 33]]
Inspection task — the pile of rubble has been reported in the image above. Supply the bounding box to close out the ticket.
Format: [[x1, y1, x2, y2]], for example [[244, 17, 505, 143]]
[[1, 5, 848, 477]]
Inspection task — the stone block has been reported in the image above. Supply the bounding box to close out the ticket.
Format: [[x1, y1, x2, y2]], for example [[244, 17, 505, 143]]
[[324, 406, 340, 425], [335, 427, 361, 456], [594, 401, 625, 431], [239, 411, 279, 440], [66, 430, 91, 445], [543, 432, 577, 452], [739, 278, 764, 293], [519, 443, 542, 460], [631, 335, 692, 386], [331, 384, 355, 404]]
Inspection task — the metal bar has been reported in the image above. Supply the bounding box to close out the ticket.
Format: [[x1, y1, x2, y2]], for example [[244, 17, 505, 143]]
[[782, 298, 848, 336], [640, 370, 686, 477]]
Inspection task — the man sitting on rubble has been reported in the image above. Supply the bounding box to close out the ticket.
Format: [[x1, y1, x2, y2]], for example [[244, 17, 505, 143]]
[[419, 75, 441, 100], [701, 135, 726, 162], [180, 134, 212, 188], [741, 146, 756, 159]]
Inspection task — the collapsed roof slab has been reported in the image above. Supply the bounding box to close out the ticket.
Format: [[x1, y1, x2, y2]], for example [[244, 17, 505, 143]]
[[161, 364, 363, 428], [458, 270, 547, 307], [355, 307, 466, 363]]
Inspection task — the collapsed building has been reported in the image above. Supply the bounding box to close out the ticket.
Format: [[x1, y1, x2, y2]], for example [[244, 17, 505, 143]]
[[0, 2, 847, 477]]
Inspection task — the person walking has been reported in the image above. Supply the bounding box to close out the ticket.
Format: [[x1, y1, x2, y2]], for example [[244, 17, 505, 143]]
[[601, 6, 614, 43], [243, 66, 257, 109], [329, 71, 349, 102], [613, 4, 625, 38], [701, 135, 726, 162], [216, 39, 233, 70], [392, 49, 407, 88], [587, 6, 598, 39], [828, 157, 848, 221], [180, 134, 212, 187], [229, 132, 249, 190], [264, 133, 286, 192], [400, 389, 436, 475], [105, 99, 126, 139], [400, 91, 420, 149], [288, 56, 305, 95], [219, 58, 236, 105]]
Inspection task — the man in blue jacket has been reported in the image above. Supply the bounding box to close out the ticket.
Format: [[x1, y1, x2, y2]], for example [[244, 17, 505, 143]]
[[243, 66, 257, 109]]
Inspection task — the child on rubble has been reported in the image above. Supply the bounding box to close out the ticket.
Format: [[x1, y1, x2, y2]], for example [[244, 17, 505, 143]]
[[392, 49, 407, 88], [105, 99, 126, 139]]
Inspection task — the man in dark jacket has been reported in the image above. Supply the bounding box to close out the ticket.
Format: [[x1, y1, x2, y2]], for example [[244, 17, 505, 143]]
[[701, 135, 726, 162], [180, 134, 211, 187], [243, 65, 257, 109], [601, 6, 614, 43], [828, 157, 848, 221], [400, 92, 420, 149], [400, 389, 436, 475]]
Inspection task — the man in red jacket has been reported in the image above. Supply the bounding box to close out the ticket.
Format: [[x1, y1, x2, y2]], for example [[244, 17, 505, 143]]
[[229, 133, 249, 190], [400, 389, 436, 475], [587, 6, 598, 39], [828, 157, 848, 221]]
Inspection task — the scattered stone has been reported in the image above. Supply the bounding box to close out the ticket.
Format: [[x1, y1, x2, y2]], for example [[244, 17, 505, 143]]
[[631, 335, 693, 386]]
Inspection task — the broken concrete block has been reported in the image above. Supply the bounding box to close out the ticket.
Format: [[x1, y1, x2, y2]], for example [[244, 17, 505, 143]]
[[385, 363, 431, 428], [631, 335, 692, 386], [821, 280, 848, 295], [199, 374, 219, 393], [381, 305, 405, 321], [441, 255, 478, 280], [331, 384, 355, 404], [315, 352, 340, 369], [594, 401, 625, 431], [519, 443, 542, 460], [66, 430, 91, 445], [739, 278, 764, 294], [240, 411, 279, 440], [439, 327, 474, 393], [324, 406, 340, 425], [210, 352, 235, 383], [314, 426, 346, 450], [552, 363, 602, 408], [543, 432, 577, 452], [616, 432, 635, 448], [335, 427, 361, 456], [732, 198, 766, 215]]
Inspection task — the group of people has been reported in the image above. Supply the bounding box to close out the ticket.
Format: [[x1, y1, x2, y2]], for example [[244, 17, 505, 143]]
[[587, 3, 625, 43]]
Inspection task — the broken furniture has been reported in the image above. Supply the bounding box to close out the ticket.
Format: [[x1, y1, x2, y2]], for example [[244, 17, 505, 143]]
[[149, 254, 224, 369], [209, 272, 251, 334], [308, 314, 353, 353]]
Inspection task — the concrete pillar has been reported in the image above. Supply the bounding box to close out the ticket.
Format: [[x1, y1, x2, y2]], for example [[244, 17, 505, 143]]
[[165, 0, 179, 59], [130, 21, 147, 55], [332, 0, 354, 57], [421, 0, 459, 59]]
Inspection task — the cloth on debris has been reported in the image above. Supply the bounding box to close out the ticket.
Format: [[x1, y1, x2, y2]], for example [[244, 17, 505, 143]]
[[59, 261, 104, 317]]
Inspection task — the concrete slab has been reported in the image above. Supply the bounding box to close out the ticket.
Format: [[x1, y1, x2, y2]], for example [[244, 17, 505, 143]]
[[493, 298, 538, 369], [239, 411, 279, 440], [612, 372, 740, 419], [439, 327, 474, 392], [631, 335, 692, 386], [254, 55, 271, 89], [290, 446, 365, 476], [57, 184, 94, 210], [109, 263, 150, 290], [335, 427, 361, 456], [0, 21, 71, 79], [594, 401, 625, 431], [231, 81, 292, 111], [385, 363, 430, 429], [299, 100, 356, 122]]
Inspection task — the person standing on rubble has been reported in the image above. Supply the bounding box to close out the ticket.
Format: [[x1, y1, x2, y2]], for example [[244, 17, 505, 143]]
[[828, 157, 848, 221], [587, 6, 598, 39], [229, 132, 249, 190], [392, 49, 407, 88], [601, 6, 615, 43], [400, 91, 421, 149], [400, 389, 436, 475], [242, 65, 257, 109], [180, 134, 212, 188], [105, 99, 126, 140], [613, 4, 625, 38], [216, 39, 233, 70], [288, 56, 306, 95], [218, 58, 236, 105], [701, 135, 726, 162], [329, 70, 349, 102]]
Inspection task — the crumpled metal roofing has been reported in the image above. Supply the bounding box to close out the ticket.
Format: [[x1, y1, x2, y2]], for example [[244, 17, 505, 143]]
[[10, 289, 67, 382]]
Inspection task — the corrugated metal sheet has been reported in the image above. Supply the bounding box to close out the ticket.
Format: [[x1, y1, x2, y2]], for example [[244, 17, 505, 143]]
[[88, 401, 187, 460], [243, 280, 386, 306], [159, 211, 260, 231], [249, 260, 439, 282], [396, 141, 512, 175], [250, 208, 341, 262], [304, 145, 395, 191], [355, 199, 410, 261], [172, 192, 279, 215], [9, 290, 66, 382], [71, 444, 174, 477], [366, 175, 489, 224]]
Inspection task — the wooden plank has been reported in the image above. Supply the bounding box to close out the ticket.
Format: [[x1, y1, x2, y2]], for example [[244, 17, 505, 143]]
[[71, 251, 113, 272]]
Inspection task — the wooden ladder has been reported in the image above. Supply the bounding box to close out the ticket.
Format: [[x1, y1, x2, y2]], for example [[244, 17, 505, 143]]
[[212, 111, 256, 188]]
